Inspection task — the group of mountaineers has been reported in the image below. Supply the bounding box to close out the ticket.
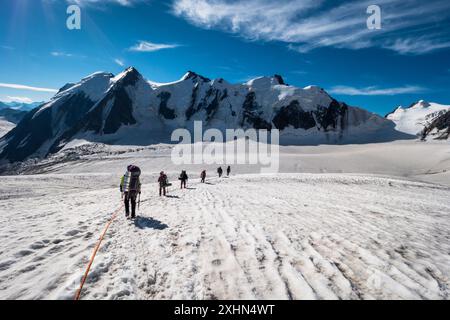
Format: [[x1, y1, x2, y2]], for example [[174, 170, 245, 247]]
[[120, 165, 231, 219]]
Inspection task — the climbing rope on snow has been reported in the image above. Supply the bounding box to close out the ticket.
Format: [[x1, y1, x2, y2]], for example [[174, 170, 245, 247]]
[[74, 203, 124, 300], [74, 177, 216, 300]]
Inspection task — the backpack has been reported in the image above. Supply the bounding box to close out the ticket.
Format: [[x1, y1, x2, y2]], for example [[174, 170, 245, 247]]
[[159, 174, 170, 187], [124, 165, 141, 192]]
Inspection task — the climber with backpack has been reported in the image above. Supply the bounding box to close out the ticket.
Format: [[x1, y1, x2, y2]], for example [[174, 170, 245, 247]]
[[226, 165, 231, 177], [158, 171, 169, 196], [179, 170, 188, 189], [217, 167, 223, 178], [120, 165, 141, 219], [200, 170, 206, 183]]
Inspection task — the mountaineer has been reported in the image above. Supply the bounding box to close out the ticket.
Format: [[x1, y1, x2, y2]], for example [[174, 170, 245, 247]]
[[120, 165, 141, 219]]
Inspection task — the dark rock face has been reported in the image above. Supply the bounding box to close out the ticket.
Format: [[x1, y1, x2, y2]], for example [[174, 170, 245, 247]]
[[104, 90, 136, 134], [314, 99, 348, 132], [422, 110, 450, 140], [272, 100, 316, 130], [220, 89, 228, 101], [241, 92, 272, 130], [0, 107, 53, 162], [54, 93, 96, 130], [272, 99, 348, 132], [185, 84, 200, 120], [83, 87, 136, 134], [117, 67, 141, 87], [158, 92, 176, 120], [205, 90, 220, 121], [83, 68, 140, 134], [186, 86, 223, 121]]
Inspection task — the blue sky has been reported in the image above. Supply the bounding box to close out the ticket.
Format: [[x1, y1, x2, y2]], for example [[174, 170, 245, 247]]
[[1, 0, 450, 115]]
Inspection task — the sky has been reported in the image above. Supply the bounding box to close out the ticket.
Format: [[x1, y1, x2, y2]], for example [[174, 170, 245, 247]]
[[0, 0, 450, 116]]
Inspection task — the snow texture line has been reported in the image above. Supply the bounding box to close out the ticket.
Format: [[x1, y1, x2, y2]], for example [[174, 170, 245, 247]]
[[74, 203, 124, 300]]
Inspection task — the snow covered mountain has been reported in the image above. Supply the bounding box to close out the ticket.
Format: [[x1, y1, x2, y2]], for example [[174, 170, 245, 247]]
[[421, 109, 450, 140], [0, 67, 410, 163], [386, 100, 450, 138]]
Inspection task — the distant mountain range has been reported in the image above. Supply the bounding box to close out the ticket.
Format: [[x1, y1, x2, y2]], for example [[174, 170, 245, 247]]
[[0, 108, 28, 124], [0, 101, 43, 112], [0, 67, 427, 163]]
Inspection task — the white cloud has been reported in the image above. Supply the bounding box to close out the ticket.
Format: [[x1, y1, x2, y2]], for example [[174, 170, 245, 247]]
[[114, 58, 125, 67], [51, 51, 86, 58], [65, 0, 146, 6], [129, 41, 181, 52], [0, 83, 58, 93], [328, 85, 427, 96], [51, 51, 74, 57], [172, 0, 450, 55], [383, 38, 450, 55], [290, 70, 308, 75], [4, 96, 34, 104]]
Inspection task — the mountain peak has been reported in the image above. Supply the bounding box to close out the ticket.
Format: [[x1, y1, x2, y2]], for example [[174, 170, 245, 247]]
[[124, 66, 140, 75], [408, 100, 431, 109], [181, 71, 211, 82], [113, 67, 143, 86], [273, 74, 286, 85], [81, 71, 114, 82]]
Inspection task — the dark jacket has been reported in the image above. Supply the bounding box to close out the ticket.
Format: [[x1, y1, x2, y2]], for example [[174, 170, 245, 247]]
[[158, 174, 168, 187], [179, 171, 188, 181]]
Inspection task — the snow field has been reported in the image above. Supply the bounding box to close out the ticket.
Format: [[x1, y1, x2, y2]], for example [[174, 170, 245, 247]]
[[0, 173, 448, 299]]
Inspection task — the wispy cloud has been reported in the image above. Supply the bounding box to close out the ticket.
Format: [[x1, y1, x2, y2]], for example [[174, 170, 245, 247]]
[[290, 70, 308, 75], [0, 83, 58, 93], [65, 0, 147, 6], [51, 51, 87, 59], [382, 38, 450, 55], [4, 96, 34, 104], [328, 85, 427, 96], [114, 58, 125, 67], [172, 0, 450, 55], [129, 40, 181, 52], [1, 45, 14, 50], [51, 51, 74, 58]]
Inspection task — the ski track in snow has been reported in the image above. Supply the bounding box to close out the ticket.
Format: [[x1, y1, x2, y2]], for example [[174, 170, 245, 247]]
[[0, 173, 449, 300]]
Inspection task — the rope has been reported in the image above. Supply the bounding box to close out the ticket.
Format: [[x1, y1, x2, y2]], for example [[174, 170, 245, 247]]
[[74, 203, 124, 300], [74, 176, 220, 300]]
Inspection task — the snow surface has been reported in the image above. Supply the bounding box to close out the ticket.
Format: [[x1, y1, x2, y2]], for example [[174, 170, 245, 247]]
[[387, 101, 450, 136], [0, 118, 15, 138], [0, 141, 449, 300]]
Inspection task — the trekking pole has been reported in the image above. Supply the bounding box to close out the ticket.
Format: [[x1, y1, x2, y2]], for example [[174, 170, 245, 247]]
[[138, 193, 141, 210]]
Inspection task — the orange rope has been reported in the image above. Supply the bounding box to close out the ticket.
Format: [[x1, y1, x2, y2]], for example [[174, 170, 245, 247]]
[[74, 204, 124, 300]]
